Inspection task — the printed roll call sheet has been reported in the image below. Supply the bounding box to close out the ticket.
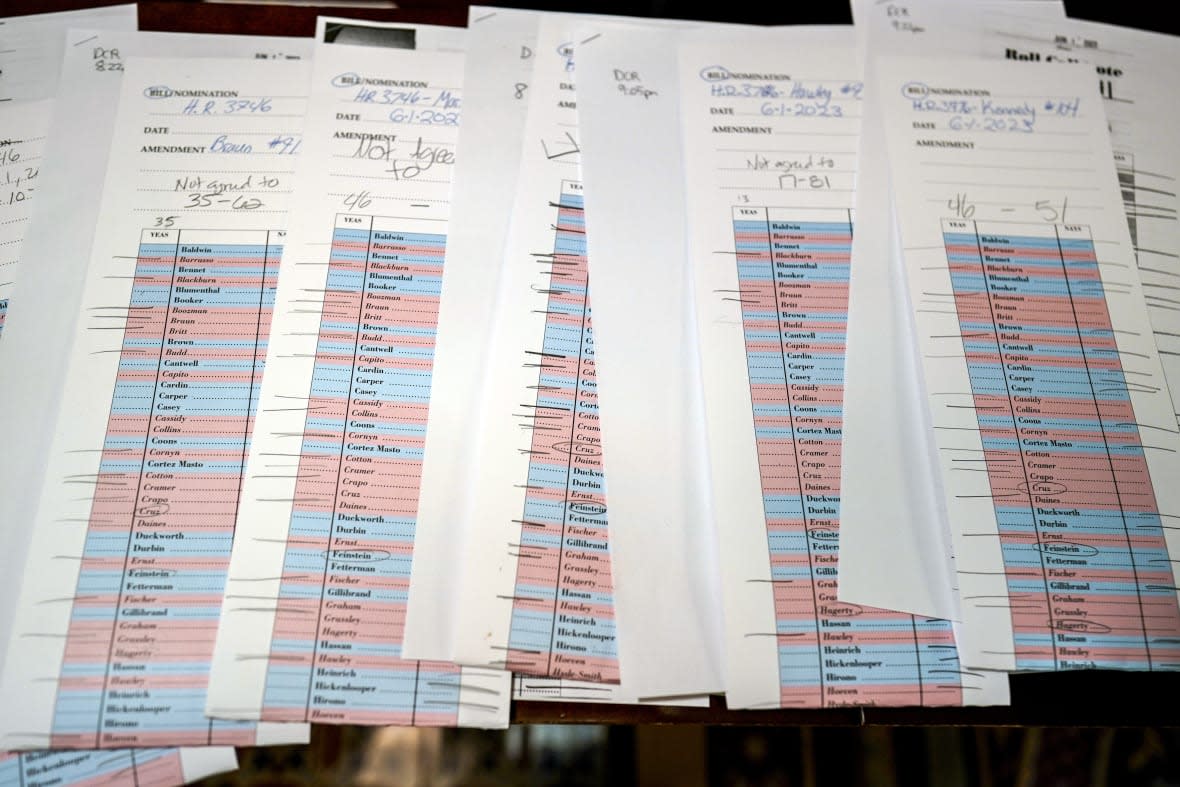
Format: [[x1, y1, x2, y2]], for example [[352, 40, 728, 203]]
[[877, 56, 1180, 672], [206, 38, 510, 729], [572, 20, 856, 700], [0, 748, 237, 787], [678, 39, 1010, 708], [837, 1, 1062, 623], [966, 16, 1180, 428], [0, 57, 311, 751], [452, 15, 623, 688], [0, 34, 311, 636], [839, 7, 1180, 623]]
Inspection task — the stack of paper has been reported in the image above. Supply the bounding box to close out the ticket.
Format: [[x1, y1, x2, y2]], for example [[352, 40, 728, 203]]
[[1, 3, 1178, 784]]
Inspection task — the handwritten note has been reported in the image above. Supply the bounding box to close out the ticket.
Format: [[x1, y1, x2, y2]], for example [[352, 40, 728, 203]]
[[0, 98, 50, 334]]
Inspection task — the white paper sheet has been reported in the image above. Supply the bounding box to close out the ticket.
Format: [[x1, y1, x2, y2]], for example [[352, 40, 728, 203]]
[[511, 676, 710, 706], [572, 19, 854, 702], [0, 747, 238, 787], [0, 4, 136, 100], [403, 6, 542, 663], [450, 14, 632, 689], [0, 55, 311, 751], [206, 33, 510, 730], [406, 7, 719, 706], [574, 18, 725, 699], [839, 0, 1068, 621], [877, 55, 1180, 671], [839, 57, 961, 622], [0, 32, 313, 681], [678, 37, 1007, 708]]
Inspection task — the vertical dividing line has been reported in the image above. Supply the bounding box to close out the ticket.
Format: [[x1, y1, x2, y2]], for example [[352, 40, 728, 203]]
[[233, 232, 269, 521], [303, 217, 376, 718], [410, 662, 421, 725], [1054, 225, 1152, 667], [968, 222, 1057, 669], [545, 194, 590, 675], [130, 750, 139, 787], [214, 233, 271, 741], [95, 229, 182, 746], [743, 209, 784, 697], [910, 618, 924, 706]]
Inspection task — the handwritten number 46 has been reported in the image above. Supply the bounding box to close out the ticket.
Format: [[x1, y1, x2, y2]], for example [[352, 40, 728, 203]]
[[344, 191, 372, 211]]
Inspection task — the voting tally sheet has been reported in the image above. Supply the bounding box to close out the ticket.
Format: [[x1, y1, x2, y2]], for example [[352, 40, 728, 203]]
[[0, 28, 313, 674], [207, 27, 511, 729], [0, 56, 312, 751], [840, 7, 1180, 637], [839, 0, 1067, 623], [0, 748, 238, 787], [0, 31, 311, 783], [572, 19, 878, 703], [678, 37, 1009, 708], [876, 56, 1180, 672], [945, 16, 1180, 459]]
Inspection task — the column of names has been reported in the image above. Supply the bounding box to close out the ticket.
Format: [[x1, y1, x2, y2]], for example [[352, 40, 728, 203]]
[[733, 207, 964, 707], [505, 181, 620, 685], [263, 214, 462, 725], [50, 228, 276, 747]]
